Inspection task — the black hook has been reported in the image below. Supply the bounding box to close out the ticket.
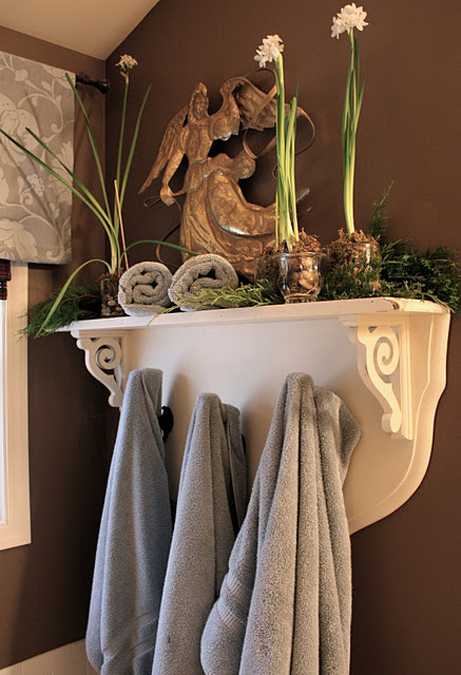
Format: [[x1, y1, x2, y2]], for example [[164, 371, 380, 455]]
[[76, 72, 110, 95], [158, 406, 174, 441]]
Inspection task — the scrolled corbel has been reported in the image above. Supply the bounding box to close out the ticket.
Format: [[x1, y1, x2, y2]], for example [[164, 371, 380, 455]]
[[340, 315, 413, 439], [75, 334, 123, 408]]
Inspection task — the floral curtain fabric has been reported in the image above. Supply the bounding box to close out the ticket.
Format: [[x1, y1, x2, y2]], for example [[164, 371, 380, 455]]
[[0, 51, 75, 264]]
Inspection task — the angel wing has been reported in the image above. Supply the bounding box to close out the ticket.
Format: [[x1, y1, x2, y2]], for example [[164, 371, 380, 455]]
[[222, 76, 277, 132], [139, 104, 188, 194], [223, 75, 315, 159]]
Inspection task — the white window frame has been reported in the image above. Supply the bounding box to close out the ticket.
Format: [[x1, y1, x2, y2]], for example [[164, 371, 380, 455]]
[[0, 263, 30, 550]]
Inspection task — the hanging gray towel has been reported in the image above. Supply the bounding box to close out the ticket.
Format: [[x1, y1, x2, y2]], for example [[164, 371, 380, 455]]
[[201, 373, 361, 675], [86, 369, 173, 675], [152, 394, 247, 675]]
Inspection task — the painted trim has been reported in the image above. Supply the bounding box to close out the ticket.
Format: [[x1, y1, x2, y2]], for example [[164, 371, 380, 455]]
[[0, 640, 96, 674], [0, 263, 30, 550]]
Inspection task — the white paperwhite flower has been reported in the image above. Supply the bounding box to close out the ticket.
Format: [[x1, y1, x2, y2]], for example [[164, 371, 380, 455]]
[[116, 54, 138, 72], [331, 17, 346, 39], [254, 35, 285, 68], [331, 3, 368, 38]]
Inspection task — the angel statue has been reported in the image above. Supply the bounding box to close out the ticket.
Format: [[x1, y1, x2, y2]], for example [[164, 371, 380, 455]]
[[140, 76, 313, 279]]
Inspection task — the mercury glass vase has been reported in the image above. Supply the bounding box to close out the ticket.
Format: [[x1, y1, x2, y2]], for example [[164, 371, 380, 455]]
[[277, 251, 324, 303], [348, 240, 382, 292]]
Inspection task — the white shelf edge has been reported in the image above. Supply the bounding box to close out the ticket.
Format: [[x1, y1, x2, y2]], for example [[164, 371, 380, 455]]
[[60, 297, 448, 335]]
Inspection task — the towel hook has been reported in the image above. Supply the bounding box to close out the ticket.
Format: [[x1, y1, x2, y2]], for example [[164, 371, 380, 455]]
[[159, 406, 174, 441]]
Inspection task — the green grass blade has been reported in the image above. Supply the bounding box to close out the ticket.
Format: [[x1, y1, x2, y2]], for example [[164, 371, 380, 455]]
[[286, 96, 298, 241], [65, 73, 111, 220], [275, 54, 292, 245], [25, 127, 115, 232], [116, 77, 129, 189], [25, 127, 74, 178], [353, 83, 365, 134], [120, 84, 152, 205], [1, 128, 103, 224], [342, 56, 353, 168], [0, 127, 120, 263], [126, 239, 197, 256]]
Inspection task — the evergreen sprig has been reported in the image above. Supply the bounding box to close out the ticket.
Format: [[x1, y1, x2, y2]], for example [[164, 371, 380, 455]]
[[321, 239, 461, 312], [25, 285, 101, 338], [173, 280, 282, 310], [380, 241, 461, 311]]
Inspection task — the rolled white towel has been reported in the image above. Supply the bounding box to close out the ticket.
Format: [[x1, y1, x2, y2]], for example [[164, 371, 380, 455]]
[[168, 254, 239, 311], [118, 261, 173, 316]]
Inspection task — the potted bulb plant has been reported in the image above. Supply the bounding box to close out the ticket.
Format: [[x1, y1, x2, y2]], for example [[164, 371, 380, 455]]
[[0, 55, 179, 334], [0, 55, 151, 325], [328, 4, 381, 290], [255, 35, 324, 302]]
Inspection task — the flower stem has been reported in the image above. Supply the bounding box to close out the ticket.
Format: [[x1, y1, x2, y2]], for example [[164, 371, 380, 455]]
[[113, 75, 130, 237], [287, 96, 299, 243], [116, 77, 129, 191], [114, 179, 129, 272], [274, 53, 298, 250], [66, 74, 113, 225], [342, 30, 362, 235]]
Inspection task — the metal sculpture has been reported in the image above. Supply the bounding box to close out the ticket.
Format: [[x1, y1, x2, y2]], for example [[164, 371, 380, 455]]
[[140, 76, 313, 279]]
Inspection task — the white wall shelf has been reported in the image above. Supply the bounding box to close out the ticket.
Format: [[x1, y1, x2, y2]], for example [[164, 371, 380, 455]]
[[63, 296, 446, 334], [62, 297, 450, 533]]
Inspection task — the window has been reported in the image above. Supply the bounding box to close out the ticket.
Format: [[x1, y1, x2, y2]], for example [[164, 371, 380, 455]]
[[0, 263, 30, 550]]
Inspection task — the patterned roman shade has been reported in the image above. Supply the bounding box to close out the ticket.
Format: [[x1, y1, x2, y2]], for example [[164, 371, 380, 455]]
[[0, 50, 75, 264]]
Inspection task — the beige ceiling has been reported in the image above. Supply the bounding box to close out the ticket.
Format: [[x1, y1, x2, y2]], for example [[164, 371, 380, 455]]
[[0, 0, 160, 60]]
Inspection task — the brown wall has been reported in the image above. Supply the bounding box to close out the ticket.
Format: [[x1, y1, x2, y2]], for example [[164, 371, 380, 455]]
[[0, 27, 109, 669], [106, 0, 461, 673]]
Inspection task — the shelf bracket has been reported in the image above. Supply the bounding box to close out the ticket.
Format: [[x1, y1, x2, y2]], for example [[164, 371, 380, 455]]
[[340, 315, 413, 439], [62, 298, 450, 533], [73, 332, 124, 408]]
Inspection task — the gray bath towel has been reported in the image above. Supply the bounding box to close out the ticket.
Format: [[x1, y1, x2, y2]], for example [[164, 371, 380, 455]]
[[118, 261, 172, 316], [168, 254, 239, 310], [201, 373, 361, 675], [151, 394, 247, 675], [86, 369, 172, 675]]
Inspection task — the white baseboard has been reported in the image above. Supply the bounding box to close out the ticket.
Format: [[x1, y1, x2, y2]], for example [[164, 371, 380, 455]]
[[0, 641, 96, 674]]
